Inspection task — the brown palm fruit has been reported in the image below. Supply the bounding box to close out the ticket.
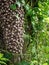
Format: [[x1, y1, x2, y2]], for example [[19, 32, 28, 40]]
[[0, 0, 24, 61]]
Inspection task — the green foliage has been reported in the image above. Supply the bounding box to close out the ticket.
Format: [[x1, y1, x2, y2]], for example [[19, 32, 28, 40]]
[[23, 0, 49, 65], [0, 53, 9, 65], [10, 4, 16, 10], [15, 60, 30, 65], [4, 52, 13, 60]]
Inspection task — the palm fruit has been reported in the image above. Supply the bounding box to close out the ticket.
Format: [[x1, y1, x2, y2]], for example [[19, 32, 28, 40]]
[[0, 0, 24, 60]]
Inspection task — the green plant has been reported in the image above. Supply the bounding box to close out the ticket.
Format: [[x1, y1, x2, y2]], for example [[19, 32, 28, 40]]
[[23, 0, 49, 65], [10, 4, 16, 10], [0, 53, 9, 65], [15, 60, 30, 65]]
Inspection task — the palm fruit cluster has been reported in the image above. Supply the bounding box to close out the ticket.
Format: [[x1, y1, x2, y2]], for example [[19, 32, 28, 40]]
[[0, 0, 24, 56]]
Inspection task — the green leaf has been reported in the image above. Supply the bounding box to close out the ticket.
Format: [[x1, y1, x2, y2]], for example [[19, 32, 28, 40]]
[[30, 60, 38, 65], [21, 0, 25, 5], [0, 61, 7, 65], [45, 46, 49, 53], [45, 17, 49, 23], [16, 1, 21, 7], [10, 4, 16, 10], [18, 61, 30, 65], [16, 14, 19, 19], [25, 4, 30, 11], [0, 58, 9, 61], [43, 63, 48, 65], [0, 53, 3, 58]]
